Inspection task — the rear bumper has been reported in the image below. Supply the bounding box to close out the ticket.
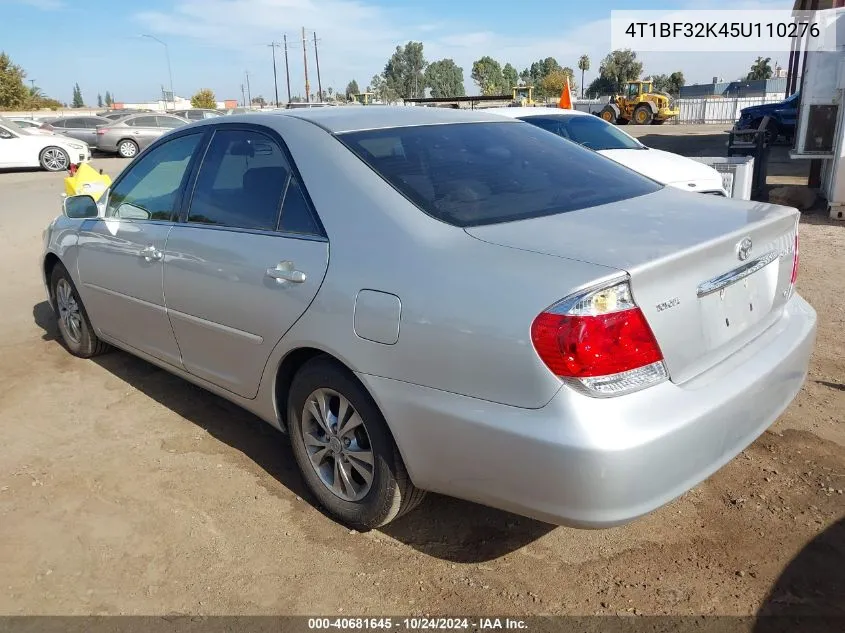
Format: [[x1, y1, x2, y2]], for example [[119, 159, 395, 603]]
[[360, 294, 816, 528]]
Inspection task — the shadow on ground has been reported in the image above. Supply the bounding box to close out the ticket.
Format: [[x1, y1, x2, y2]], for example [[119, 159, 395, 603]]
[[33, 300, 553, 562], [753, 517, 845, 632]]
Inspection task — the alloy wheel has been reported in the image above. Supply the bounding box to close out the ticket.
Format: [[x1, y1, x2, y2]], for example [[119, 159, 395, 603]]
[[56, 278, 82, 344], [300, 388, 375, 502]]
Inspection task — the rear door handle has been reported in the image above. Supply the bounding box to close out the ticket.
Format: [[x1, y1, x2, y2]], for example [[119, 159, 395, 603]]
[[266, 261, 306, 284], [139, 245, 163, 262]]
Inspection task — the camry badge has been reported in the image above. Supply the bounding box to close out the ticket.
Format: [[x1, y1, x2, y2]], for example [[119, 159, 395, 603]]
[[736, 237, 753, 261]]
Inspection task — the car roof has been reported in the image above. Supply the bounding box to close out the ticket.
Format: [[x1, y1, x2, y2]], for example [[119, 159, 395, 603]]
[[275, 105, 521, 133], [484, 106, 592, 119]]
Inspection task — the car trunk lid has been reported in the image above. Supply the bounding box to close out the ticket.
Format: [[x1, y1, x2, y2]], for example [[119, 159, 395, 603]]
[[465, 186, 799, 384]]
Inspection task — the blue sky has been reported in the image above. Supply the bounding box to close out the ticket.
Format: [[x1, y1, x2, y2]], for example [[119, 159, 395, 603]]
[[2, 0, 788, 105]]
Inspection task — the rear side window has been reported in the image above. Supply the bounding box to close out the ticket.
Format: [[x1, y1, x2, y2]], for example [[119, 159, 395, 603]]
[[188, 129, 290, 231], [49, 119, 67, 128], [131, 116, 159, 127], [341, 122, 661, 227]]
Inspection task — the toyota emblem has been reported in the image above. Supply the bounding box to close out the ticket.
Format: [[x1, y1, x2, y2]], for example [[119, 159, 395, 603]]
[[736, 237, 753, 261]]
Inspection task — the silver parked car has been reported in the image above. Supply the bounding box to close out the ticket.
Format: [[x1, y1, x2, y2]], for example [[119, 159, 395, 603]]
[[94, 113, 187, 158], [41, 116, 111, 146], [172, 108, 223, 121], [41, 108, 816, 530]]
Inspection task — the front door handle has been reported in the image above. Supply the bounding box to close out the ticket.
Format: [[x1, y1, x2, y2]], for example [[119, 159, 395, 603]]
[[139, 245, 163, 262], [266, 261, 306, 284]]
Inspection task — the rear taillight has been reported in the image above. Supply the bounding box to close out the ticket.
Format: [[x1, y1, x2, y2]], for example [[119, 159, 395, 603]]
[[96, 128, 108, 135], [531, 280, 667, 397]]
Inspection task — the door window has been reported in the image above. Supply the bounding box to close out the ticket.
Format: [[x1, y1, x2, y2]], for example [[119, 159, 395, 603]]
[[106, 133, 203, 221], [129, 116, 158, 127], [157, 116, 184, 128], [0, 127, 14, 140], [187, 129, 292, 231]]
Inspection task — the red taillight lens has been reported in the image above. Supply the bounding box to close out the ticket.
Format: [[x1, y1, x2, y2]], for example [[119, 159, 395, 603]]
[[531, 308, 664, 378], [96, 128, 108, 135], [790, 233, 799, 286]]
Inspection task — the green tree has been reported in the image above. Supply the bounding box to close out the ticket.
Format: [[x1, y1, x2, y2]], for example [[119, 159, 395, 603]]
[[97, 93, 103, 108], [370, 74, 399, 103], [541, 68, 577, 100], [586, 75, 616, 98], [471, 56, 505, 96], [521, 57, 565, 98], [345, 79, 360, 99], [0, 52, 29, 109], [502, 63, 519, 89], [650, 71, 685, 95], [251, 95, 267, 107], [383, 42, 427, 99], [72, 83, 84, 108], [190, 88, 216, 108], [747, 56, 773, 81], [423, 58, 464, 98], [598, 49, 643, 94], [578, 54, 590, 98], [104, 91, 113, 106]]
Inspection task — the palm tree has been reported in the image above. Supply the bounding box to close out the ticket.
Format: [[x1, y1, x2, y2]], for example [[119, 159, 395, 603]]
[[578, 55, 590, 98]]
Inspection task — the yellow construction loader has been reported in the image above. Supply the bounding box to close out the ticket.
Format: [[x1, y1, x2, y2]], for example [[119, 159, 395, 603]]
[[599, 80, 679, 125]]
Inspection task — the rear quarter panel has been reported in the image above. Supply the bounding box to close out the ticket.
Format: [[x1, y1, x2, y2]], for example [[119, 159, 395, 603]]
[[250, 116, 622, 410]]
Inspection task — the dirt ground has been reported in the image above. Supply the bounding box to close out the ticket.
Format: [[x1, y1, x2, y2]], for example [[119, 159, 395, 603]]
[[0, 128, 843, 617]]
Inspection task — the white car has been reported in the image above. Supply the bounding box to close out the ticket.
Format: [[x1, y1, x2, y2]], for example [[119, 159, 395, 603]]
[[9, 118, 54, 136], [0, 117, 90, 171], [488, 107, 728, 196]]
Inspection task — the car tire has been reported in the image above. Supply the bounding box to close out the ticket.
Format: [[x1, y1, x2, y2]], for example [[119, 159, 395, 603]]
[[287, 357, 425, 530], [633, 105, 654, 125], [50, 262, 109, 358], [117, 139, 139, 158], [39, 146, 70, 172]]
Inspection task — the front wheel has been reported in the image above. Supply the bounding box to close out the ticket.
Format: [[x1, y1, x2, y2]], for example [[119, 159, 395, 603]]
[[117, 139, 139, 158], [599, 106, 617, 124], [40, 146, 69, 172], [287, 357, 425, 530], [50, 263, 109, 358]]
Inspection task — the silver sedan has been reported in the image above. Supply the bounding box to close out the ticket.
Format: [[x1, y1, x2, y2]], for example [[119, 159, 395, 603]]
[[93, 113, 188, 158], [41, 108, 816, 530]]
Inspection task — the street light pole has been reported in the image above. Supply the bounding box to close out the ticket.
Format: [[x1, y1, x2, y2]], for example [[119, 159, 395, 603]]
[[142, 34, 174, 111]]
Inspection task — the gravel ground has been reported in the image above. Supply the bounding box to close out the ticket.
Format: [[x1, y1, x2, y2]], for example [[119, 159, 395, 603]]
[[0, 137, 842, 617]]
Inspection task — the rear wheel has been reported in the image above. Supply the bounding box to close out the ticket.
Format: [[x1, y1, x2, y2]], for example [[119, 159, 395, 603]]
[[50, 263, 109, 358], [599, 106, 617, 124], [287, 357, 425, 530], [633, 105, 654, 125], [39, 147, 69, 172], [117, 139, 139, 158]]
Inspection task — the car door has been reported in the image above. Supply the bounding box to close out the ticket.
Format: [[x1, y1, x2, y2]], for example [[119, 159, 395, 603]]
[[164, 126, 329, 398], [75, 131, 206, 365], [76, 118, 101, 145], [0, 125, 28, 167], [129, 115, 162, 149]]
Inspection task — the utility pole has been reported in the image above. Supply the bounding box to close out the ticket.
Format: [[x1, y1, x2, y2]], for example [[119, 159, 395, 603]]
[[268, 42, 280, 107], [245, 71, 252, 107], [142, 35, 174, 111], [241, 83, 246, 107], [301, 27, 310, 103], [283, 35, 292, 104], [313, 31, 323, 102]]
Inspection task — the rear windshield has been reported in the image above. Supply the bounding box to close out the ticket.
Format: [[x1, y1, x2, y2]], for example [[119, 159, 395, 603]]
[[519, 115, 644, 151], [340, 122, 660, 227]]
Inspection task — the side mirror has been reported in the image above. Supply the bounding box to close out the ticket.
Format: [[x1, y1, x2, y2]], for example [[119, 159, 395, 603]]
[[63, 194, 99, 219]]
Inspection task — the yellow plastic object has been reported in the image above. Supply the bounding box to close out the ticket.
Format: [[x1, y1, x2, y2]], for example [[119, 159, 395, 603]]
[[64, 163, 112, 201]]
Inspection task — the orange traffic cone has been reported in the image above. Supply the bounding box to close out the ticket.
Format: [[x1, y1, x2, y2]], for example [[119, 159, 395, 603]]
[[559, 76, 573, 110]]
